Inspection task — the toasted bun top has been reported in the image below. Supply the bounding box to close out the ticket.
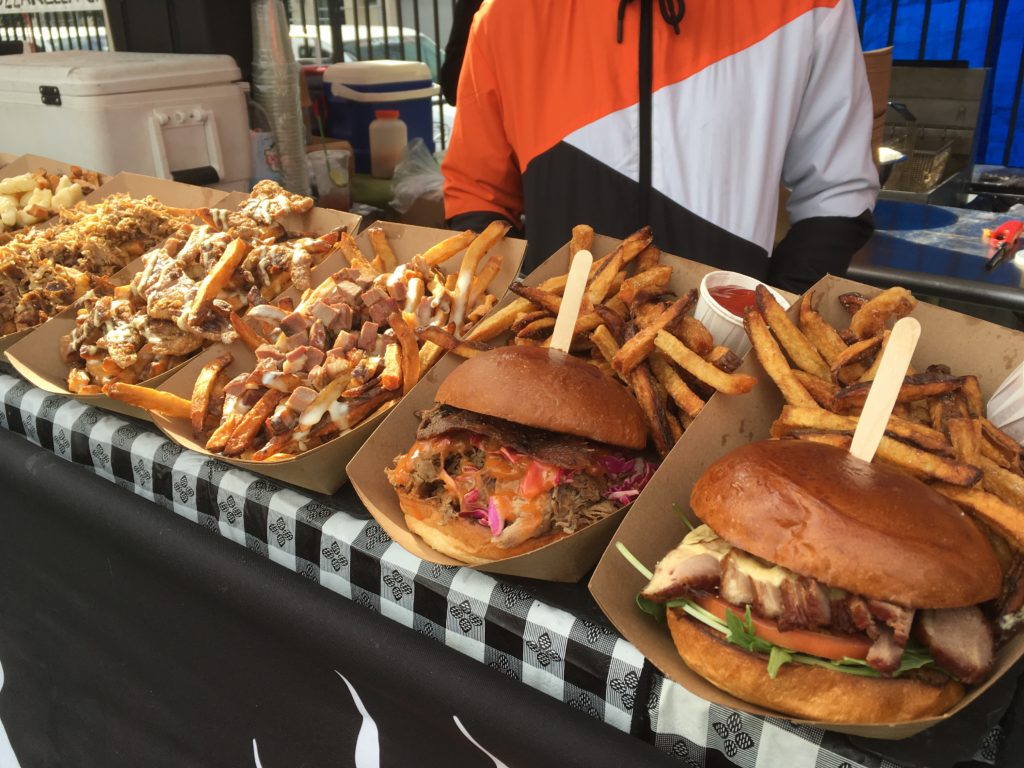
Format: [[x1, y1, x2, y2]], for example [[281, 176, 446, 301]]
[[691, 440, 1001, 607], [435, 345, 648, 450]]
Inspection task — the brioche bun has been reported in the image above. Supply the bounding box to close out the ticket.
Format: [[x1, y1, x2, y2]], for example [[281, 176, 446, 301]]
[[691, 440, 1002, 607], [436, 345, 648, 450]]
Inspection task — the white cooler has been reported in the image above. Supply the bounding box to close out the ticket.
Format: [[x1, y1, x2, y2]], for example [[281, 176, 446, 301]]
[[0, 51, 251, 191]]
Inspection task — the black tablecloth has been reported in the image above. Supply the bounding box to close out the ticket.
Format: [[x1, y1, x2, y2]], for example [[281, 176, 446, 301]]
[[0, 373, 1019, 767]]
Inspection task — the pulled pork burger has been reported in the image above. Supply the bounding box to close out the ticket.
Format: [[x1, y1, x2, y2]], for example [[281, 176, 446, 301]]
[[635, 439, 1004, 723], [386, 346, 656, 564]]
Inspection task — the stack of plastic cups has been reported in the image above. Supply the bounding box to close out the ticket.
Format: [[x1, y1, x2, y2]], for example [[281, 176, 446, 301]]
[[251, 0, 310, 196]]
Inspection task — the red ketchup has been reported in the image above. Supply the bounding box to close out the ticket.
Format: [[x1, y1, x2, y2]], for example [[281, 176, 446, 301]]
[[708, 284, 757, 318]]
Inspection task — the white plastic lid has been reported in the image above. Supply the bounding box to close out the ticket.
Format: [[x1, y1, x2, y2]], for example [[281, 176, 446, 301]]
[[0, 51, 241, 96], [322, 59, 432, 86]]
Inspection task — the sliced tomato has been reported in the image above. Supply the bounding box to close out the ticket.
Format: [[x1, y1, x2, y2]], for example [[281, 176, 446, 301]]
[[694, 595, 872, 661]]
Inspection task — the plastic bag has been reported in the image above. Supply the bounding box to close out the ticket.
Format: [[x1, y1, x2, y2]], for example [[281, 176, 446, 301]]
[[389, 138, 443, 214]]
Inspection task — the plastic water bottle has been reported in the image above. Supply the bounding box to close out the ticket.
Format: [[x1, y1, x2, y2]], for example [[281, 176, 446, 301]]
[[251, 0, 311, 195], [369, 110, 408, 179]]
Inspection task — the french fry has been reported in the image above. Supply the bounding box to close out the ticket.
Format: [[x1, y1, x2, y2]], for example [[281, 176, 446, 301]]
[[673, 316, 714, 357], [104, 382, 192, 419], [832, 373, 966, 412], [509, 282, 564, 315], [415, 325, 492, 358], [628, 362, 673, 457], [848, 286, 917, 339], [511, 310, 552, 334], [789, 431, 853, 450], [617, 265, 673, 306], [791, 369, 839, 409], [590, 324, 622, 370], [875, 436, 981, 486], [516, 316, 557, 340], [191, 238, 247, 315], [569, 224, 594, 270], [946, 417, 983, 469], [855, 331, 890, 383], [773, 405, 952, 455], [419, 340, 446, 370], [464, 297, 533, 342], [979, 457, 1024, 509], [634, 244, 662, 273], [223, 389, 283, 456], [380, 342, 402, 390], [390, 312, 421, 394], [206, 411, 241, 453], [799, 292, 852, 365], [742, 312, 814, 406], [705, 346, 743, 374], [190, 353, 233, 436], [452, 220, 510, 330], [838, 291, 870, 316], [421, 229, 477, 266], [756, 285, 830, 379], [468, 252, 503, 307], [934, 484, 1024, 549], [613, 291, 696, 376], [961, 376, 985, 418], [585, 247, 623, 306], [366, 226, 398, 272], [828, 334, 882, 379], [655, 330, 757, 396], [650, 350, 705, 418], [230, 311, 270, 352], [339, 230, 376, 273], [981, 418, 1023, 465]]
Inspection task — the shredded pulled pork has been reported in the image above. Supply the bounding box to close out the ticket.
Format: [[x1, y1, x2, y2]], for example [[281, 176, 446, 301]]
[[388, 405, 649, 548]]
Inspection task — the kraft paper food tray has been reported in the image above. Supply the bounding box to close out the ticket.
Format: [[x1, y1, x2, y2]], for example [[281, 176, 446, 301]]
[[5, 182, 359, 420], [149, 220, 527, 495], [0, 152, 18, 169], [346, 235, 760, 582], [0, 153, 107, 186], [0, 172, 229, 358], [588, 274, 1024, 739]]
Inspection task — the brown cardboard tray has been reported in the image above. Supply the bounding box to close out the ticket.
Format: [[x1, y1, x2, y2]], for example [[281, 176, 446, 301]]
[[4, 175, 360, 419], [588, 274, 1024, 738], [149, 220, 527, 495], [346, 235, 771, 582]]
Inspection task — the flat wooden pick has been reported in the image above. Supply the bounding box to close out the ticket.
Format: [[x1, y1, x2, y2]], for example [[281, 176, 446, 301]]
[[849, 316, 922, 463], [549, 248, 593, 353]]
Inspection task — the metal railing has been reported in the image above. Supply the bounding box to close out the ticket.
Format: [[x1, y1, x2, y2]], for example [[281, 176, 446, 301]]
[[856, 0, 1023, 168], [0, 10, 109, 52]]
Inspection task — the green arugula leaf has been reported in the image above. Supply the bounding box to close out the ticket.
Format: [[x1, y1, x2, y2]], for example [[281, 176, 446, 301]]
[[616, 542, 653, 580], [671, 502, 696, 531], [634, 592, 944, 682], [636, 593, 666, 621], [767, 646, 793, 678]]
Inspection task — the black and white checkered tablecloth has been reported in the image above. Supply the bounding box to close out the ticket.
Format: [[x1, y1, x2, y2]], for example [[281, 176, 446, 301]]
[[0, 373, 1005, 768]]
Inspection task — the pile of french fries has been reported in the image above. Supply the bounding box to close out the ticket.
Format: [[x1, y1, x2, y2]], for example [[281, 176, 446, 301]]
[[108, 221, 510, 460], [747, 285, 1024, 554], [428, 225, 756, 457], [0, 166, 101, 238], [62, 183, 337, 394]]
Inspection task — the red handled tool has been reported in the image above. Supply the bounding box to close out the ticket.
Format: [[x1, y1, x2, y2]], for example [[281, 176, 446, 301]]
[[984, 220, 1023, 271]]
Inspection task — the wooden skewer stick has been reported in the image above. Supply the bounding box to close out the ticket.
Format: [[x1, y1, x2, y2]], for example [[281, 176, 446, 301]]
[[549, 249, 593, 353], [849, 316, 922, 462]]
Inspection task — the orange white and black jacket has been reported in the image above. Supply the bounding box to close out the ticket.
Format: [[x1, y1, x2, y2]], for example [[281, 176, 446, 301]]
[[441, 0, 879, 291]]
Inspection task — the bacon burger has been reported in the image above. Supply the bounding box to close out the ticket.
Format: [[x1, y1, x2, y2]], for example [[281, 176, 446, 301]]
[[386, 346, 656, 564], [636, 439, 1004, 723]]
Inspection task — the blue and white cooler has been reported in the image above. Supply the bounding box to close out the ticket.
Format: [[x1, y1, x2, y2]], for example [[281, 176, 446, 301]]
[[322, 60, 439, 173]]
